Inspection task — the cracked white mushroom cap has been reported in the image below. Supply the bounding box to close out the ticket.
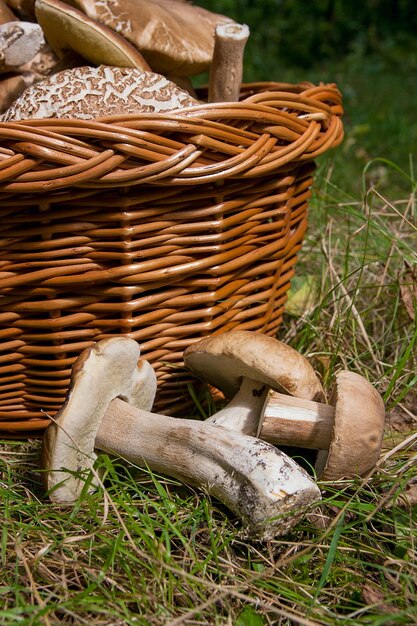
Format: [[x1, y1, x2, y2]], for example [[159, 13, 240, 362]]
[[314, 371, 385, 480], [35, 0, 150, 70], [67, 0, 234, 77], [41, 336, 157, 502], [1, 64, 199, 120]]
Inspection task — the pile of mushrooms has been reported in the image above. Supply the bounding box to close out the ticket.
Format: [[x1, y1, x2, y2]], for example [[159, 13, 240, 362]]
[[42, 331, 385, 540], [1, 0, 251, 118]]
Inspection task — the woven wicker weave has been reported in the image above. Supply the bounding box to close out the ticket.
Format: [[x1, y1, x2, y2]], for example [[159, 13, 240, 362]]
[[0, 81, 343, 435]]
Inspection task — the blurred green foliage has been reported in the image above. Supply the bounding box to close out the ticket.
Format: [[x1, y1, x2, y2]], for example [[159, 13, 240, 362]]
[[197, 0, 417, 78], [197, 0, 417, 193]]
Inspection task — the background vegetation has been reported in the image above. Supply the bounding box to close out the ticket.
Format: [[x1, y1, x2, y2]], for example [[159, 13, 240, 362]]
[[198, 0, 417, 194], [1, 1, 416, 624]]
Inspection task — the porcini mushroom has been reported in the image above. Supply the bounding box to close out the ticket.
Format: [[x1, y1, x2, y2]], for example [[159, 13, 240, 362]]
[[262, 371, 385, 480], [183, 331, 385, 480], [35, 0, 150, 70], [0, 20, 54, 72], [0, 71, 33, 112], [42, 336, 321, 539], [42, 337, 157, 502], [183, 330, 325, 437], [1, 64, 199, 120], [0, 0, 17, 23], [66, 0, 234, 78]]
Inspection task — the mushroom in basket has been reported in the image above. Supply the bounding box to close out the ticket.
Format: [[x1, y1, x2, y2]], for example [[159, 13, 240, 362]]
[[1, 0, 202, 120], [1, 63, 200, 119], [0, 7, 58, 112], [41, 337, 321, 540], [63, 0, 251, 101], [62, 0, 235, 80]]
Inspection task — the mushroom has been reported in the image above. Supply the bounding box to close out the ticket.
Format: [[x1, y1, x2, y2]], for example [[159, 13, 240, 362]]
[[0, 0, 17, 23], [42, 337, 157, 502], [4, 0, 35, 20], [183, 331, 325, 438], [0, 71, 33, 112], [42, 336, 321, 540], [35, 0, 150, 71], [0, 20, 56, 74], [65, 0, 234, 78], [183, 331, 385, 480], [208, 22, 250, 103], [0, 18, 58, 111], [261, 371, 386, 480], [1, 64, 199, 120]]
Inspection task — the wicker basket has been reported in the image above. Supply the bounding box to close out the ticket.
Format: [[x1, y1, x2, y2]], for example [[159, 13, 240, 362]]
[[0, 81, 343, 436]]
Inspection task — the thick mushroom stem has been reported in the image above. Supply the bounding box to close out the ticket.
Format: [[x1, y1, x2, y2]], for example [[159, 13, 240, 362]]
[[205, 376, 269, 436], [208, 22, 249, 102], [260, 391, 335, 449], [261, 372, 385, 480], [95, 398, 321, 539]]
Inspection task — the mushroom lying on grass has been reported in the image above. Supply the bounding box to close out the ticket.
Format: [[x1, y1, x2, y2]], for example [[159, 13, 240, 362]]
[[261, 371, 385, 480], [184, 331, 325, 437], [183, 331, 385, 481], [42, 337, 321, 540]]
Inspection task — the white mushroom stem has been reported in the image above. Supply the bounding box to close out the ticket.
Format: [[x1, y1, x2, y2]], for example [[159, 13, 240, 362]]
[[205, 377, 269, 436], [204, 379, 334, 446], [208, 22, 249, 102], [260, 391, 335, 449], [94, 398, 321, 539]]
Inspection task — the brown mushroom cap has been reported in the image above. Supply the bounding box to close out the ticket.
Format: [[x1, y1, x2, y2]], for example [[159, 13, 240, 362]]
[[0, 0, 17, 23], [316, 370, 385, 480], [68, 0, 234, 77], [41, 336, 157, 502], [0, 72, 33, 112], [1, 64, 199, 120], [5, 0, 35, 20], [35, 0, 150, 70], [183, 330, 325, 402]]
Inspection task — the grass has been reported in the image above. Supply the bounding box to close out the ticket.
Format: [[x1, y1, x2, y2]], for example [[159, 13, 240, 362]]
[[1, 27, 417, 626]]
